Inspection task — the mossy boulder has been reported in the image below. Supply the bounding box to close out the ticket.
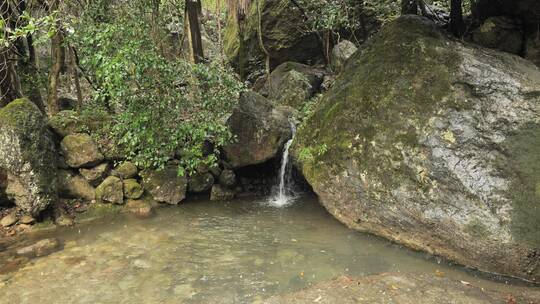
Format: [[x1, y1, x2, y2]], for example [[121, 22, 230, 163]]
[[141, 166, 187, 205], [188, 172, 214, 193], [223, 91, 293, 168], [261, 62, 325, 109], [218, 169, 237, 187], [60, 134, 104, 168], [0, 99, 58, 216], [96, 176, 124, 205], [292, 16, 540, 281], [224, 0, 323, 80], [112, 161, 139, 179], [123, 179, 144, 199]]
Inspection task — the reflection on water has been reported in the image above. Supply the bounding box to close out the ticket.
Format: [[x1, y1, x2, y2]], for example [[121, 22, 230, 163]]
[[0, 195, 529, 303]]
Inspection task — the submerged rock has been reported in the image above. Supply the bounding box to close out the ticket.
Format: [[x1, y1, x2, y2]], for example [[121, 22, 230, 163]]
[[223, 91, 293, 168], [0, 99, 58, 216], [16, 238, 61, 258], [126, 198, 154, 218], [96, 176, 124, 205], [141, 166, 187, 205], [61, 134, 104, 168], [218, 169, 237, 187], [293, 16, 540, 281], [210, 184, 236, 201]]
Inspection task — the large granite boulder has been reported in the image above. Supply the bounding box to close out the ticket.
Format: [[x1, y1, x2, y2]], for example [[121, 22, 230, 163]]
[[141, 166, 187, 205], [292, 16, 540, 281], [0, 99, 58, 216], [224, 0, 323, 80], [223, 91, 293, 168], [61, 134, 104, 168], [261, 62, 325, 109]]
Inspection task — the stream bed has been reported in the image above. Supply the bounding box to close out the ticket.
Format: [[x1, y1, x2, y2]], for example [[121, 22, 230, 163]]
[[0, 195, 533, 303]]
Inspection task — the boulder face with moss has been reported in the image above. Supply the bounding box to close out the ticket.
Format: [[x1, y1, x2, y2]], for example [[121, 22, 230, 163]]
[[224, 0, 322, 80], [292, 16, 540, 281], [0, 99, 58, 216]]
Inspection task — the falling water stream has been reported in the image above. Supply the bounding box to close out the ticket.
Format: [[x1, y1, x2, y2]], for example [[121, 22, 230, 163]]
[[269, 121, 297, 208]]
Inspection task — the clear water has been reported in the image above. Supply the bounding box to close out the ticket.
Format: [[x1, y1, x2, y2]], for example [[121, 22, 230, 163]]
[[0, 196, 528, 303]]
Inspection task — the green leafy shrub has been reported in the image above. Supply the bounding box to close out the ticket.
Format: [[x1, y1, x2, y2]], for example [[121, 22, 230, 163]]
[[71, 8, 244, 175]]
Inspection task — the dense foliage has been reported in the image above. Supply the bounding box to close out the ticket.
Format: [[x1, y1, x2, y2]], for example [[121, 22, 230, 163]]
[[69, 2, 243, 175]]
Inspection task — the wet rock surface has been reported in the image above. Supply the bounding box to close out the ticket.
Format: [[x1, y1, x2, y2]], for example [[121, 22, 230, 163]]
[[330, 40, 358, 73], [223, 91, 293, 169], [293, 16, 540, 281], [96, 176, 124, 205]]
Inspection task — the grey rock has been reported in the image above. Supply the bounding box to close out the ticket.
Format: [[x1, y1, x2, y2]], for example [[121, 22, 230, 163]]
[[19, 215, 35, 225], [262, 62, 325, 109], [96, 176, 124, 205], [0, 213, 18, 227], [330, 40, 358, 73], [293, 16, 540, 281], [210, 185, 236, 201], [61, 134, 104, 168], [218, 169, 237, 187], [223, 91, 293, 169], [188, 172, 214, 193], [0, 99, 58, 216], [141, 166, 187, 205]]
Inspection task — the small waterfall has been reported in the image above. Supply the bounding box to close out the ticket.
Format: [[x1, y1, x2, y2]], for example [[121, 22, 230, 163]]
[[269, 121, 297, 207]]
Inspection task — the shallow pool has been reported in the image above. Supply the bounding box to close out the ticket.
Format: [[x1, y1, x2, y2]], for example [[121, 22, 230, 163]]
[[0, 195, 528, 303]]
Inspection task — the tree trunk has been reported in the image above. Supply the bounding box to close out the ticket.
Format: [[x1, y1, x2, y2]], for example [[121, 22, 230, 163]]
[[450, 0, 466, 37], [46, 0, 64, 116], [0, 52, 21, 107], [186, 0, 204, 63], [0, 2, 21, 106]]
